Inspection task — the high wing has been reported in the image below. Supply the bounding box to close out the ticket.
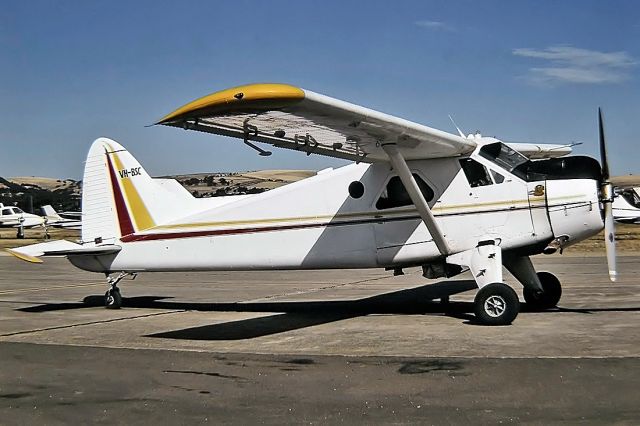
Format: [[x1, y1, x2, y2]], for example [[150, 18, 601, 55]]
[[156, 83, 476, 162]]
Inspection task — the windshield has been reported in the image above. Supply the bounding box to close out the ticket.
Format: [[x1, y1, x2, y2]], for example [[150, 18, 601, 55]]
[[479, 142, 529, 172]]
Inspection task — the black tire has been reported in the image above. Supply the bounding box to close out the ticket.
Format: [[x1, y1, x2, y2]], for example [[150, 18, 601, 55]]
[[105, 288, 122, 309], [474, 283, 520, 326], [523, 272, 562, 311]]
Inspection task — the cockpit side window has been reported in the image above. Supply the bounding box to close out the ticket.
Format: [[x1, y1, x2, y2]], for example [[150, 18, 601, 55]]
[[1, 208, 10, 215], [376, 174, 434, 210], [490, 170, 505, 184], [460, 159, 492, 188], [12, 208, 23, 214]]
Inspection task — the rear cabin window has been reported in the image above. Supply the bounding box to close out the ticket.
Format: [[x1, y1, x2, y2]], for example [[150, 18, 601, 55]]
[[376, 174, 434, 210], [459, 159, 492, 187]]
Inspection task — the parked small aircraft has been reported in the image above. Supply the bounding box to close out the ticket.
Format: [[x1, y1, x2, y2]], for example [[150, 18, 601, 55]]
[[7, 83, 627, 325], [0, 203, 46, 238], [41, 205, 82, 230], [612, 188, 640, 224]]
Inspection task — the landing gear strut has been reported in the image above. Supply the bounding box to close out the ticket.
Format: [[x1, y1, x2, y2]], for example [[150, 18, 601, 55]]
[[104, 272, 136, 309], [504, 256, 562, 311], [448, 240, 520, 325]]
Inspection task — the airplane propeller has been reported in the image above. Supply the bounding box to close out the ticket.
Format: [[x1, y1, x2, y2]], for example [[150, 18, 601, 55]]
[[598, 108, 617, 282]]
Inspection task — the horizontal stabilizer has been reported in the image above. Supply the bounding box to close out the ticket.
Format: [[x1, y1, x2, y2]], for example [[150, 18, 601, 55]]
[[6, 240, 121, 263]]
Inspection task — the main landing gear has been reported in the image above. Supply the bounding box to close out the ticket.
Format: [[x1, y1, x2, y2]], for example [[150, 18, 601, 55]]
[[473, 283, 520, 326], [504, 256, 562, 312], [447, 242, 563, 325], [104, 272, 136, 309], [523, 271, 562, 311], [448, 241, 520, 326]]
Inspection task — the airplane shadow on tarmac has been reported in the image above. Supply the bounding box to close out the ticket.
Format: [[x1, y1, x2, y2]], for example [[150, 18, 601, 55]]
[[17, 280, 640, 340]]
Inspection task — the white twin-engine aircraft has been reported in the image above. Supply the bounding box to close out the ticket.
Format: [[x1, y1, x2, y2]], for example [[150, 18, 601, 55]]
[[0, 203, 46, 238], [8, 84, 620, 325]]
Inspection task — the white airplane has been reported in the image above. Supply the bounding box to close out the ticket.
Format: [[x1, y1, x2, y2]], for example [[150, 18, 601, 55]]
[[612, 188, 640, 224], [7, 83, 623, 326], [0, 203, 46, 238], [41, 205, 82, 230]]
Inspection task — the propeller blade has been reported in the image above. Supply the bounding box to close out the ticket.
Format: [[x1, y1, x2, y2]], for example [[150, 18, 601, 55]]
[[598, 107, 610, 181], [604, 199, 617, 282]]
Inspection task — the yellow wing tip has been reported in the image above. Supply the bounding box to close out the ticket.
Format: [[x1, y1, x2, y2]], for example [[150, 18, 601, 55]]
[[5, 249, 43, 264], [156, 83, 305, 124]]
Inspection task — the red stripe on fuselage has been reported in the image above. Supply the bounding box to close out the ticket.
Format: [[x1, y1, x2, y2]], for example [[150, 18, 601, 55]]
[[106, 151, 135, 236], [118, 215, 415, 243]]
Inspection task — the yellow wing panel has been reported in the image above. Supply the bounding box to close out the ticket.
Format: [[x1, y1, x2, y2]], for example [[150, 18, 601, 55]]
[[157, 83, 305, 124]]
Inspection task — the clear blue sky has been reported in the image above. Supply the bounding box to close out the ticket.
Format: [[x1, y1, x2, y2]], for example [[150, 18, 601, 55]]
[[1, 0, 639, 179]]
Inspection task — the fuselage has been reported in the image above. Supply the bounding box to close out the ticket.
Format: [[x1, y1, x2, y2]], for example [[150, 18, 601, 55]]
[[0, 205, 45, 228], [69, 140, 604, 273]]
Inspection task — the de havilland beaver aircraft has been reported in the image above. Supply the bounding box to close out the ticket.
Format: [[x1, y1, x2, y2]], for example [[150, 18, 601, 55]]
[[7, 83, 623, 325]]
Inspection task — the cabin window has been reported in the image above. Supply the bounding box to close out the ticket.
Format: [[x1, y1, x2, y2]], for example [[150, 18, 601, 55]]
[[348, 181, 365, 199], [491, 170, 505, 184], [376, 174, 434, 210], [12, 208, 23, 214], [460, 159, 492, 187], [1, 209, 10, 215]]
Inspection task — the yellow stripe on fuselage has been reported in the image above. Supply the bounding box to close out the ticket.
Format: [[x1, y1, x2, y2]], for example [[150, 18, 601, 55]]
[[147, 194, 585, 233]]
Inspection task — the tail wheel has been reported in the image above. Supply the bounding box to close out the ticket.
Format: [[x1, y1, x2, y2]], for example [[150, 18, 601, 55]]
[[523, 272, 562, 311], [474, 283, 520, 326], [105, 288, 122, 309]]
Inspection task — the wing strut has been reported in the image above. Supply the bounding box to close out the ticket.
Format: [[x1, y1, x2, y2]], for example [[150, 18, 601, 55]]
[[382, 143, 451, 256]]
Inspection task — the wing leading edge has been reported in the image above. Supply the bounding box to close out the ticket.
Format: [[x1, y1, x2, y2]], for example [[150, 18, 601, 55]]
[[156, 83, 476, 162]]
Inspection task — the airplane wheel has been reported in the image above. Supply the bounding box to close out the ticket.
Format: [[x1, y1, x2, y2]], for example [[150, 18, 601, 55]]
[[105, 288, 122, 309], [523, 272, 562, 311], [474, 283, 519, 326]]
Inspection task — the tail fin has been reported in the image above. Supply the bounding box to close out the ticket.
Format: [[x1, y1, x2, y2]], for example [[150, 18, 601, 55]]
[[41, 205, 62, 220], [82, 137, 195, 243]]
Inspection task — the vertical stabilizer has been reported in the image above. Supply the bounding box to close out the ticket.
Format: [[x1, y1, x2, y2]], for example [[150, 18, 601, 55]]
[[81, 137, 195, 244]]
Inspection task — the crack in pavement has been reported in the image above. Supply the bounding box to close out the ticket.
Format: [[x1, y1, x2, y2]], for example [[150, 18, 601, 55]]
[[0, 310, 185, 337]]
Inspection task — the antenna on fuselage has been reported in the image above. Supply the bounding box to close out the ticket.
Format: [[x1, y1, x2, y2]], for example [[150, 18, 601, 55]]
[[448, 115, 466, 138]]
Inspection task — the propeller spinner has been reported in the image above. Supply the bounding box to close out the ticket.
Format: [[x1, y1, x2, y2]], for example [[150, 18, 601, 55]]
[[599, 108, 617, 282]]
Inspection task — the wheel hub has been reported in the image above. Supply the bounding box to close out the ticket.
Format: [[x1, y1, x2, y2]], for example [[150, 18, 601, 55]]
[[484, 295, 506, 317]]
